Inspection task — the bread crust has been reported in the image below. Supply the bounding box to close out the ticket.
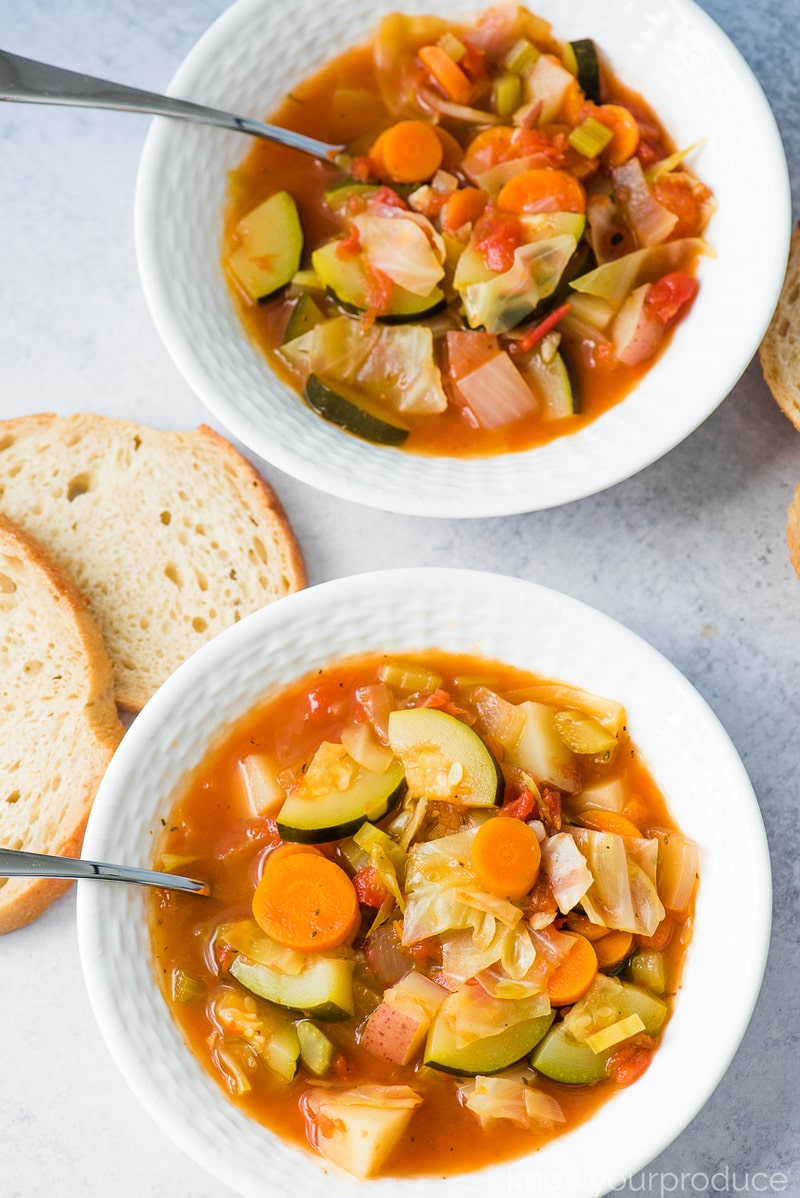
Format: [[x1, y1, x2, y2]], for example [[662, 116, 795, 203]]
[[0, 514, 124, 934], [759, 221, 800, 431], [787, 484, 800, 581], [0, 413, 306, 710]]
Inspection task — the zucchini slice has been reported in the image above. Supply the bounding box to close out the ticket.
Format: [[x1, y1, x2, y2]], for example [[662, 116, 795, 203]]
[[387, 707, 503, 807], [311, 239, 446, 322], [277, 742, 407, 842], [568, 39, 601, 105], [283, 293, 325, 342], [525, 349, 577, 419], [531, 1021, 610, 1084], [424, 995, 554, 1075], [227, 191, 303, 301], [230, 952, 355, 1020], [304, 375, 410, 447]]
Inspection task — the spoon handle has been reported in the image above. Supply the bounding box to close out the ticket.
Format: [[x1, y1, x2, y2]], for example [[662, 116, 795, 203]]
[[0, 49, 342, 160], [0, 847, 210, 896]]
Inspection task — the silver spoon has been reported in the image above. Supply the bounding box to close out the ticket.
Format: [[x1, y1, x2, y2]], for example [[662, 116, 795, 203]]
[[0, 846, 210, 896], [0, 49, 345, 162]]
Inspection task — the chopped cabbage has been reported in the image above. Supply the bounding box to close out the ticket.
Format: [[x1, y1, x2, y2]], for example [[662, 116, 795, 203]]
[[540, 832, 593, 912], [353, 213, 445, 296], [280, 316, 448, 415], [460, 1071, 565, 1129], [568, 827, 665, 935]]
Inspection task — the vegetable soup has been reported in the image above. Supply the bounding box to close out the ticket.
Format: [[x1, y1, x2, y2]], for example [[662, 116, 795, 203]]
[[151, 651, 697, 1180], [222, 5, 713, 456]]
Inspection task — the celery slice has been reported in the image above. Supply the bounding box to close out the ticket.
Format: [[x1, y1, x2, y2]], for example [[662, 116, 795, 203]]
[[568, 116, 614, 158], [585, 1012, 645, 1054]]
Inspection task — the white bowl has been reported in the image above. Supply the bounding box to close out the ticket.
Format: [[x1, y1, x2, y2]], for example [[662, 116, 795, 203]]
[[134, 0, 790, 518], [78, 568, 771, 1198]]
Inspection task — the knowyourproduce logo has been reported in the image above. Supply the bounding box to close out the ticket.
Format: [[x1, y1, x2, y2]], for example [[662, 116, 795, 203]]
[[503, 1165, 791, 1197]]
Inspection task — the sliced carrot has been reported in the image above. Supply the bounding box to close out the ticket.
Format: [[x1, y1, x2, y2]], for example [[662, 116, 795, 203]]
[[594, 104, 640, 166], [267, 843, 324, 864], [548, 934, 598, 1006], [462, 126, 515, 177], [470, 815, 541, 899], [252, 851, 359, 952], [497, 167, 586, 215], [433, 124, 465, 173], [564, 911, 610, 943], [593, 929, 633, 970], [442, 186, 489, 233], [637, 914, 674, 952], [579, 809, 643, 839], [369, 120, 444, 184], [418, 44, 472, 104]]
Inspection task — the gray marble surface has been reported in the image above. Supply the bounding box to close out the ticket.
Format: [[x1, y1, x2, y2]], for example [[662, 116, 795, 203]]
[[2, 1, 799, 1195]]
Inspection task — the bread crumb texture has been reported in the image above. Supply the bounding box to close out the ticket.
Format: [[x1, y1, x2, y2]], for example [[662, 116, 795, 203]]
[[0, 415, 306, 710], [760, 221, 800, 431], [0, 515, 123, 933]]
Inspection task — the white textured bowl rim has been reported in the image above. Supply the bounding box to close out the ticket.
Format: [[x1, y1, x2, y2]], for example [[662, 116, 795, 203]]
[[78, 568, 772, 1198], [134, 0, 791, 518]]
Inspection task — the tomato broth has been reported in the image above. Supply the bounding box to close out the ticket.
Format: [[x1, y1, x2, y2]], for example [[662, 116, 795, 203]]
[[222, 7, 712, 456], [151, 651, 696, 1180]]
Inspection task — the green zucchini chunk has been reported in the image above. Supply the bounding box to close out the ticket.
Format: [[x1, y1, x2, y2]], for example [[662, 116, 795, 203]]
[[283, 293, 325, 342], [227, 191, 303, 302], [530, 1021, 610, 1084], [387, 707, 504, 807], [311, 239, 446, 321], [425, 1005, 554, 1075], [277, 748, 407, 842], [570, 39, 601, 105], [230, 952, 355, 1021], [304, 375, 410, 448]]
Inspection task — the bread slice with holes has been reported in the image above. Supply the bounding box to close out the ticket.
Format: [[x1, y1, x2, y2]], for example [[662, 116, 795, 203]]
[[0, 514, 124, 934], [760, 221, 800, 430], [0, 414, 306, 711]]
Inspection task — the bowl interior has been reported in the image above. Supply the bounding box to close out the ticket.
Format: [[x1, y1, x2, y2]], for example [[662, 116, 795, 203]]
[[78, 568, 771, 1198], [134, 0, 790, 517]]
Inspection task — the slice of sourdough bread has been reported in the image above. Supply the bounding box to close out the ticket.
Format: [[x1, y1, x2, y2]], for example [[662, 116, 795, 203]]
[[0, 414, 306, 710], [760, 221, 800, 430], [0, 515, 124, 934]]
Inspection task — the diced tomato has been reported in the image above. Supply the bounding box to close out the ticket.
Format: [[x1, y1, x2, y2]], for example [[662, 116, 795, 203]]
[[606, 1035, 656, 1086], [524, 871, 558, 917], [459, 44, 487, 83], [350, 156, 373, 182], [411, 687, 473, 722], [353, 866, 390, 908], [500, 787, 538, 821], [409, 937, 443, 965], [301, 681, 347, 721], [644, 271, 698, 325], [335, 224, 361, 258], [537, 784, 562, 832], [446, 330, 501, 381], [512, 127, 567, 166], [369, 185, 408, 211], [363, 264, 395, 326], [653, 175, 708, 238], [473, 207, 522, 273]]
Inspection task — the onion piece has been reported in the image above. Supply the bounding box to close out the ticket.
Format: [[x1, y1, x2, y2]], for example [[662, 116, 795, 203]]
[[471, 686, 526, 748], [455, 350, 538, 428], [613, 158, 678, 248], [417, 84, 504, 125], [540, 832, 594, 912], [353, 213, 445, 296], [651, 828, 699, 912]]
